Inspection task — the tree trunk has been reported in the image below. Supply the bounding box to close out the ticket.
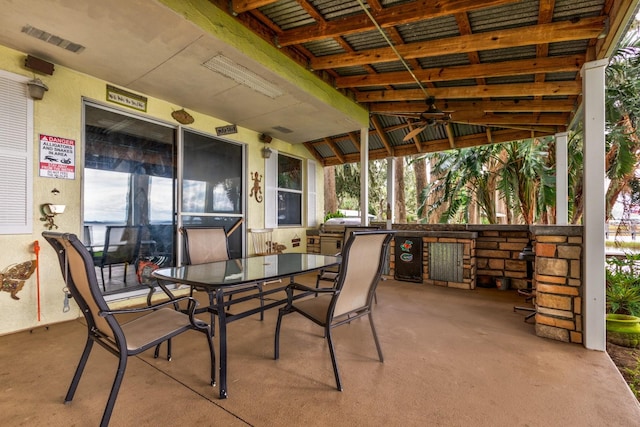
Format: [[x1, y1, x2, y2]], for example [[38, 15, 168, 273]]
[[413, 156, 427, 221], [426, 156, 447, 223], [324, 165, 338, 215], [394, 157, 406, 223]]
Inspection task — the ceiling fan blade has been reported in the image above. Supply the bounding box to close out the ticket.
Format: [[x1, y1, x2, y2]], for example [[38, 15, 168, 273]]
[[403, 125, 426, 141], [376, 112, 422, 120]]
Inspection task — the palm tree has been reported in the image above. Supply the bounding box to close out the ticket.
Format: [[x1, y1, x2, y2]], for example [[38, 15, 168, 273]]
[[422, 144, 503, 223], [496, 138, 555, 224], [604, 27, 640, 221]]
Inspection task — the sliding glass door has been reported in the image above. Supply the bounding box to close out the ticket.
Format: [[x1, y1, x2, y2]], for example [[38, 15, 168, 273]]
[[181, 130, 245, 259], [83, 102, 245, 295]]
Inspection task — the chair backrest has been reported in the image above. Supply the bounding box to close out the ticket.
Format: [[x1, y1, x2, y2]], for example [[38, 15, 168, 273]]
[[99, 225, 142, 266], [342, 225, 380, 248], [180, 226, 229, 265], [332, 230, 394, 318], [43, 232, 119, 342], [250, 228, 275, 255]]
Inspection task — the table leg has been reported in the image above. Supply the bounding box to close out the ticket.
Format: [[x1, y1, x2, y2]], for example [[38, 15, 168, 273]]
[[215, 288, 228, 399]]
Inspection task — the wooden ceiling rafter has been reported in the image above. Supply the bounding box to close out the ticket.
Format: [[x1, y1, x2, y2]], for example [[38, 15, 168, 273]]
[[371, 99, 577, 114], [309, 16, 607, 70], [216, 0, 632, 166], [357, 81, 581, 102], [370, 114, 395, 157], [319, 127, 553, 166], [273, 0, 519, 47], [335, 55, 585, 88]]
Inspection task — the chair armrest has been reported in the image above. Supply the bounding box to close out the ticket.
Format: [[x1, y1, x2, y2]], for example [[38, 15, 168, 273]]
[[289, 283, 338, 294], [101, 296, 207, 331], [102, 295, 196, 316]]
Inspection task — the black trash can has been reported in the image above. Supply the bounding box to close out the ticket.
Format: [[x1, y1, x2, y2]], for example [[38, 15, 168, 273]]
[[394, 234, 423, 283]]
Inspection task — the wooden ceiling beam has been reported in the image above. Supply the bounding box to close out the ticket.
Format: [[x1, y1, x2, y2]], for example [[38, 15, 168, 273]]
[[324, 137, 346, 164], [370, 115, 395, 157], [357, 81, 581, 102], [275, 0, 517, 46], [347, 132, 361, 152], [321, 128, 554, 166], [303, 142, 325, 164], [370, 99, 577, 114], [334, 55, 584, 88], [388, 119, 560, 135], [231, 0, 278, 14], [454, 112, 569, 126], [311, 16, 606, 70]]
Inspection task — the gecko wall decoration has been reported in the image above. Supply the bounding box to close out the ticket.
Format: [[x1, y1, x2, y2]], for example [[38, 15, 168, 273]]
[[1, 260, 37, 300], [250, 171, 263, 203]]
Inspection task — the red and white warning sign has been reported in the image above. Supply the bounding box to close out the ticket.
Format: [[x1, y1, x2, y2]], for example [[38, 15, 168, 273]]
[[39, 134, 75, 179]]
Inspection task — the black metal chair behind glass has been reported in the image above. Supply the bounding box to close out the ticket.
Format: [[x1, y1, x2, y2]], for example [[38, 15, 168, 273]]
[[92, 225, 142, 291]]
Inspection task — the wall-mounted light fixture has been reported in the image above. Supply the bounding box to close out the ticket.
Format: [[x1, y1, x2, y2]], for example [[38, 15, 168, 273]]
[[40, 188, 64, 229], [40, 203, 65, 229], [260, 133, 272, 158], [27, 78, 48, 100], [261, 146, 272, 158]]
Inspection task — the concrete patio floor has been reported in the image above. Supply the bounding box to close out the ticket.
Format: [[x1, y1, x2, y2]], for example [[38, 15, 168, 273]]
[[1, 273, 639, 426]]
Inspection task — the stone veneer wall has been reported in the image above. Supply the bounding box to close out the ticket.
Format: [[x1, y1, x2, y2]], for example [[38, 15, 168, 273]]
[[306, 224, 584, 344], [467, 225, 532, 290], [530, 226, 583, 344], [390, 231, 477, 289]]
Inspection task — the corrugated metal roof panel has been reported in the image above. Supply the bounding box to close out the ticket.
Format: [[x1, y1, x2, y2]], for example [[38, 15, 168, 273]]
[[433, 79, 478, 88], [313, 143, 335, 159], [485, 74, 536, 85], [479, 46, 537, 63], [397, 15, 460, 43], [548, 40, 590, 56], [311, 0, 365, 21], [453, 123, 489, 138], [304, 38, 345, 57], [418, 53, 471, 69], [335, 138, 359, 155], [553, 0, 605, 20], [260, 2, 313, 30], [334, 66, 370, 77], [468, 1, 539, 33], [545, 71, 579, 82], [372, 61, 412, 74], [343, 29, 391, 51]]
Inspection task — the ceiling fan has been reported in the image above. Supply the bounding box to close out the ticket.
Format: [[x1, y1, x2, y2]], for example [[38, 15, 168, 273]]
[[387, 97, 452, 141], [377, 97, 559, 140]]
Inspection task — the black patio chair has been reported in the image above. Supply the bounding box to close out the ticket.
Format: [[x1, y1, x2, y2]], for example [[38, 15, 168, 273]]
[[42, 231, 215, 427], [275, 230, 394, 391], [92, 225, 142, 291], [180, 225, 264, 321]]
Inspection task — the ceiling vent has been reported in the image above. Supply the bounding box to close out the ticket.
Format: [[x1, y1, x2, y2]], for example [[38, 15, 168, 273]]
[[21, 25, 85, 53], [202, 54, 283, 99], [272, 126, 293, 133]]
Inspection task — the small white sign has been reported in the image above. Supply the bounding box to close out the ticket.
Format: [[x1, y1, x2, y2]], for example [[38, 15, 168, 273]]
[[106, 84, 147, 112], [39, 134, 75, 179], [216, 124, 237, 136]]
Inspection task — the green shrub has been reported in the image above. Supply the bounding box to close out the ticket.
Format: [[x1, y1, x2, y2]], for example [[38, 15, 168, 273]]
[[324, 211, 345, 222], [606, 253, 640, 316]]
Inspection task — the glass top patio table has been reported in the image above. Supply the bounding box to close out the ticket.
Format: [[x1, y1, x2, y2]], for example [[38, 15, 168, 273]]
[[153, 253, 341, 290], [152, 252, 341, 399]]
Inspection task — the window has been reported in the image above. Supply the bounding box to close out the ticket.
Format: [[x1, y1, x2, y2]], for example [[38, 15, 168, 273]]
[[0, 72, 33, 234], [277, 153, 302, 226]]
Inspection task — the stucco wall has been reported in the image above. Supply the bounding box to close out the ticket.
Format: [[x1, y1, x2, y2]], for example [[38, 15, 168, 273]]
[[0, 44, 323, 336]]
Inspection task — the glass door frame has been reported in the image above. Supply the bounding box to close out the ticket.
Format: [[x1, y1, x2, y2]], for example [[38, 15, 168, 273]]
[[82, 99, 247, 300]]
